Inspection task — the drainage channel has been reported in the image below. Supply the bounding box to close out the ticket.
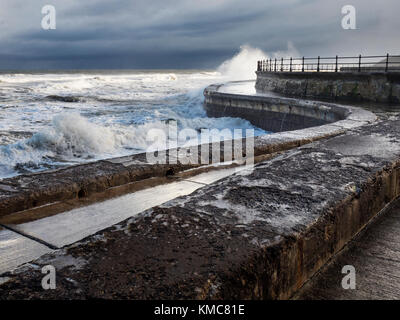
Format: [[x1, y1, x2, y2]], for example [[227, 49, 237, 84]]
[[0, 166, 245, 275]]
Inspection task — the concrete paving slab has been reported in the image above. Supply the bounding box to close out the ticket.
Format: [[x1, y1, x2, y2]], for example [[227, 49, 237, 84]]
[[11, 180, 202, 248], [0, 229, 53, 275]]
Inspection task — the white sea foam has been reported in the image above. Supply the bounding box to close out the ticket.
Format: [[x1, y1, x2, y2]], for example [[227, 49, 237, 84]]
[[217, 42, 299, 81]]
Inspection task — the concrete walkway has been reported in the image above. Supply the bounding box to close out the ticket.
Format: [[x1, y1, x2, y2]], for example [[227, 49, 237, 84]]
[[0, 167, 242, 275], [296, 197, 400, 300]]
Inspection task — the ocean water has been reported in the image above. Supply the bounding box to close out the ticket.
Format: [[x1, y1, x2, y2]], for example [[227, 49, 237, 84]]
[[0, 69, 267, 179]]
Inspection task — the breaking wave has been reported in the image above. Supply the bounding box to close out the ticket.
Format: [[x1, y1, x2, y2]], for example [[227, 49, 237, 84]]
[[217, 42, 299, 81], [0, 98, 264, 178]]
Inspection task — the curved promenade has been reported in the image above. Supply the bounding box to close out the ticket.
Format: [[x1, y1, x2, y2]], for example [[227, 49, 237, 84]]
[[204, 81, 374, 132]]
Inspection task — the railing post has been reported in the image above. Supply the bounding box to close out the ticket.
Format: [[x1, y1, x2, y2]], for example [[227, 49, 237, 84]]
[[281, 58, 283, 72], [290, 57, 292, 72], [317, 56, 320, 72], [386, 53, 389, 72], [302, 57, 304, 72], [358, 54, 362, 72], [274, 58, 277, 72], [335, 55, 338, 72]]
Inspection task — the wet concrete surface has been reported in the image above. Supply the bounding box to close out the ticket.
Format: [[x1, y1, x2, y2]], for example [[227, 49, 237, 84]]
[[10, 180, 203, 248], [295, 197, 400, 300], [1, 114, 399, 299], [217, 80, 281, 98], [0, 229, 52, 275]]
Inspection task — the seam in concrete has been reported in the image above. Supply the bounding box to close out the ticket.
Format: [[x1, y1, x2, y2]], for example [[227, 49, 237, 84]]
[[181, 179, 209, 186], [0, 224, 59, 250]]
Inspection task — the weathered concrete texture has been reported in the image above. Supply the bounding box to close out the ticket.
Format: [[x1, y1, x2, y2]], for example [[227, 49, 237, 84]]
[[0, 145, 251, 221], [8, 168, 243, 249], [204, 83, 375, 133], [1, 115, 399, 300], [295, 197, 400, 300], [0, 168, 244, 277], [0, 152, 193, 219], [256, 71, 400, 103]]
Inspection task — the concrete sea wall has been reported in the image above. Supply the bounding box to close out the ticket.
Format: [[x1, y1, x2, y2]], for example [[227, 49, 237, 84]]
[[204, 83, 364, 132], [255, 71, 400, 103]]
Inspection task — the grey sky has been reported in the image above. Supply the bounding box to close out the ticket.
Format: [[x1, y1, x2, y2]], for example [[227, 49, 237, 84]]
[[0, 0, 399, 69]]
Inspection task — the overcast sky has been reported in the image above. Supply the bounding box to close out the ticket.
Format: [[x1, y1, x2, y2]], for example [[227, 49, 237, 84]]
[[0, 0, 399, 69]]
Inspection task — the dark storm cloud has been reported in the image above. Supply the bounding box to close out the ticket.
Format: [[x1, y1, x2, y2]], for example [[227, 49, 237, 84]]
[[0, 0, 399, 69], [22, 10, 265, 42]]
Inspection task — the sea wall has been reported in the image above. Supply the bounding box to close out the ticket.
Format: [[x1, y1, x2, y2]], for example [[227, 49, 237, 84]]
[[255, 71, 400, 103], [204, 83, 364, 132]]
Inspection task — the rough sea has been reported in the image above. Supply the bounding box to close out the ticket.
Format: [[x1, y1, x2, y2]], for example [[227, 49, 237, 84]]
[[0, 69, 267, 179]]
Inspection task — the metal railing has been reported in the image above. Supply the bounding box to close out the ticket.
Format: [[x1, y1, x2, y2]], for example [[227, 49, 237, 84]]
[[257, 54, 400, 73]]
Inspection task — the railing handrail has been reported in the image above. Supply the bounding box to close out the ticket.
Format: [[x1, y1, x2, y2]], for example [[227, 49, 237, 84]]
[[257, 54, 400, 73], [266, 55, 400, 61]]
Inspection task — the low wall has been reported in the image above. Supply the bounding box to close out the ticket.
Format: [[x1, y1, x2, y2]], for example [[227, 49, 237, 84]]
[[255, 71, 400, 103], [204, 83, 366, 133]]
